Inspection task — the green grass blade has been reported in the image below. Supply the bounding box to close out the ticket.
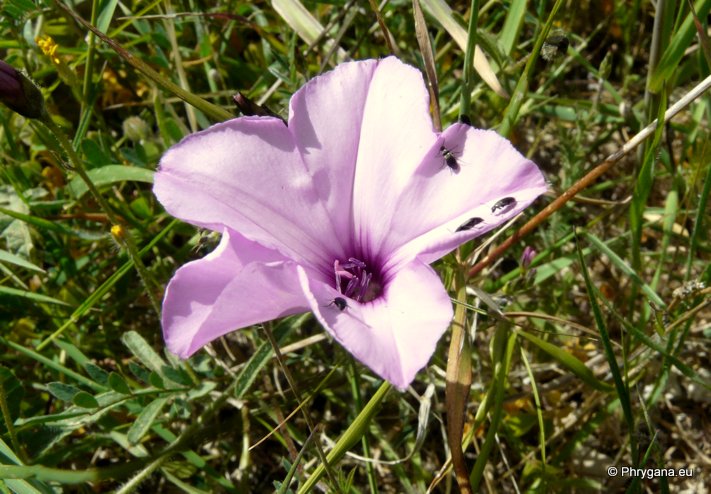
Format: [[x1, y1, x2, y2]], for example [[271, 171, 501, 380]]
[[498, 0, 564, 137], [514, 328, 614, 392], [470, 324, 516, 490], [576, 231, 638, 465], [499, 0, 527, 55], [651, 187, 679, 291], [297, 382, 391, 494], [519, 347, 546, 465], [419, 0, 506, 96], [648, 0, 711, 91]]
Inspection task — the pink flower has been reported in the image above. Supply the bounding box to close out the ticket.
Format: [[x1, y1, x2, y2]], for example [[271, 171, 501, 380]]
[[154, 57, 546, 390]]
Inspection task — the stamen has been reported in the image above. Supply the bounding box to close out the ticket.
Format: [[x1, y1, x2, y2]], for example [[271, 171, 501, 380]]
[[347, 257, 366, 269], [344, 277, 359, 298], [332, 256, 374, 302]]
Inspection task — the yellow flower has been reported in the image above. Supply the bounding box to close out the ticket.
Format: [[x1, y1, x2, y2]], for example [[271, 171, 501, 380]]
[[36, 35, 61, 65]]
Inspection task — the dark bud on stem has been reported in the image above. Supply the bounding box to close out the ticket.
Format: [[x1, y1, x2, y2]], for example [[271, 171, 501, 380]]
[[0, 60, 46, 119]]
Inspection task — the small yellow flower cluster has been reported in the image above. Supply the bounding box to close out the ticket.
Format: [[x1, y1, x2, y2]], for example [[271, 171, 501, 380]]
[[36, 35, 61, 65]]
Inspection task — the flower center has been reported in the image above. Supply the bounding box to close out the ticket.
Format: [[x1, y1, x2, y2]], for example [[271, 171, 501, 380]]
[[333, 257, 381, 303]]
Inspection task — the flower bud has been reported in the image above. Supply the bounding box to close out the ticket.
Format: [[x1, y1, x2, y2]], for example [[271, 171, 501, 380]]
[[520, 246, 536, 269], [0, 60, 46, 119]]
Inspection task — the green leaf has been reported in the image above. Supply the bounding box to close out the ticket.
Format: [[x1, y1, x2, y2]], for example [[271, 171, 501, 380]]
[[107, 372, 131, 394], [0, 249, 45, 273], [46, 382, 80, 402], [2, 0, 40, 19], [161, 366, 192, 386], [72, 391, 99, 409], [0, 185, 33, 259], [128, 362, 151, 384], [148, 372, 165, 389], [121, 331, 167, 376], [66, 165, 154, 199], [1, 339, 103, 391], [83, 363, 109, 386], [127, 397, 168, 445]]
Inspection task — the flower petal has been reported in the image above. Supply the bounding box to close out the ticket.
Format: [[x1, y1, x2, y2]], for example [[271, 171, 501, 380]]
[[163, 229, 309, 357], [299, 261, 453, 390], [289, 59, 378, 242], [351, 57, 439, 258], [383, 124, 548, 267], [154, 117, 341, 270]]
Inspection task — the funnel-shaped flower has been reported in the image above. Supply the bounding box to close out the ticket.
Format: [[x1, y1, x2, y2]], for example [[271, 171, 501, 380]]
[[154, 57, 547, 389]]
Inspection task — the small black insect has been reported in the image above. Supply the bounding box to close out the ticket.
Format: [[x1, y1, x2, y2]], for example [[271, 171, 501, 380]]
[[440, 145, 461, 173], [455, 217, 484, 232], [326, 297, 348, 311], [491, 197, 516, 214]]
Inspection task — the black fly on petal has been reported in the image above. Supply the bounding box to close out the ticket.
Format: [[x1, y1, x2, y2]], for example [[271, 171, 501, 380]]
[[455, 217, 484, 232], [439, 145, 461, 174], [491, 197, 516, 215], [326, 297, 348, 311]]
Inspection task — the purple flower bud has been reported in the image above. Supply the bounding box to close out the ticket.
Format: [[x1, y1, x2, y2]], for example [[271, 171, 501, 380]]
[[0, 60, 46, 119], [521, 246, 536, 268]]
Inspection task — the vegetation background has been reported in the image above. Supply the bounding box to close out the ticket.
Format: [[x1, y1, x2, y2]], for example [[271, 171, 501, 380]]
[[0, 0, 709, 492]]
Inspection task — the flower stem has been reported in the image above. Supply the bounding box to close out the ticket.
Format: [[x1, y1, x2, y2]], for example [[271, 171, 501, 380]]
[[40, 116, 161, 317]]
